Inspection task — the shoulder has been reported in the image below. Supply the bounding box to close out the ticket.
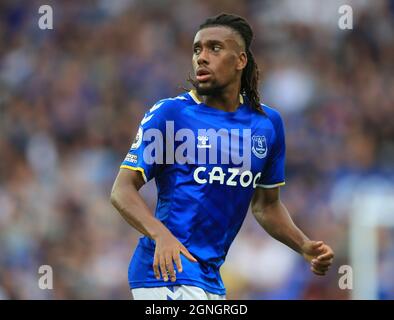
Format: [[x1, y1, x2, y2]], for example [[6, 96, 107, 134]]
[[261, 104, 283, 126], [146, 92, 191, 119], [261, 104, 284, 131]]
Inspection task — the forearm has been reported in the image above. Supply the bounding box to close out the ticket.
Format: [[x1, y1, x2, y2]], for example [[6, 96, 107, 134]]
[[253, 200, 309, 254], [110, 186, 168, 240]]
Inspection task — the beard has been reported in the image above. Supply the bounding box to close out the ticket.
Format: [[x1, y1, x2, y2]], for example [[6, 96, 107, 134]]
[[195, 81, 225, 96], [187, 74, 226, 96]]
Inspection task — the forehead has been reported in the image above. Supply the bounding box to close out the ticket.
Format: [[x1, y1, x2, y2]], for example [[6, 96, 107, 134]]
[[193, 26, 244, 47]]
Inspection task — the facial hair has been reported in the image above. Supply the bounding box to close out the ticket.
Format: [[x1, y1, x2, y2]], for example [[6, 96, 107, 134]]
[[195, 81, 225, 96]]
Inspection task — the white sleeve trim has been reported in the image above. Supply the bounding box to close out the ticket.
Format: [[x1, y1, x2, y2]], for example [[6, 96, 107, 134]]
[[256, 181, 285, 189]]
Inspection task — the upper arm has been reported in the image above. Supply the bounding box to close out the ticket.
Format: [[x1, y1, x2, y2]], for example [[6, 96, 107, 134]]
[[257, 106, 286, 188], [251, 186, 280, 214], [120, 99, 175, 183], [112, 168, 145, 196]]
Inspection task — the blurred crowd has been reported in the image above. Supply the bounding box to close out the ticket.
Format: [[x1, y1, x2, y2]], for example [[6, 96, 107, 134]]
[[0, 0, 393, 299]]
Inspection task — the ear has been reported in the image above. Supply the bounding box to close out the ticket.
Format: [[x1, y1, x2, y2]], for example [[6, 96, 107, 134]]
[[236, 52, 247, 71]]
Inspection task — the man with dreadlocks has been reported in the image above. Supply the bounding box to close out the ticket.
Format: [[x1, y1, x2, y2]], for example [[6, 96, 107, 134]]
[[111, 13, 334, 300]]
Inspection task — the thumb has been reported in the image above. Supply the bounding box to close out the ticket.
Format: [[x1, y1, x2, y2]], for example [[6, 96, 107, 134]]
[[311, 241, 323, 249], [304, 241, 323, 255], [180, 246, 197, 263]]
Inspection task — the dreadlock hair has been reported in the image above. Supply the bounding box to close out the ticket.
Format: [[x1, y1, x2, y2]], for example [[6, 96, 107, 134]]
[[193, 13, 264, 114]]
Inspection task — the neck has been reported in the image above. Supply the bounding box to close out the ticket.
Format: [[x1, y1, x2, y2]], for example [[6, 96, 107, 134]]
[[198, 83, 242, 112]]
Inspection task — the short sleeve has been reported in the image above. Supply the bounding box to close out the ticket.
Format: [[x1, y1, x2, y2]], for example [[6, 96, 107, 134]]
[[120, 100, 169, 183], [257, 108, 286, 188]]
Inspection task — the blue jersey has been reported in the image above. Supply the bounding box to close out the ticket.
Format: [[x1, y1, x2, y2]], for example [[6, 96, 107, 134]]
[[121, 90, 286, 295]]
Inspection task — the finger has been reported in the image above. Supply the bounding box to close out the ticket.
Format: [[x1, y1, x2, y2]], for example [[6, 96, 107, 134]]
[[312, 264, 331, 270], [159, 256, 168, 282], [312, 261, 331, 273], [153, 254, 160, 280], [180, 246, 197, 262], [313, 264, 330, 273], [311, 266, 326, 276], [311, 241, 323, 249], [313, 270, 326, 276], [311, 259, 333, 267], [308, 241, 324, 255], [165, 253, 176, 282], [174, 249, 183, 273], [317, 251, 334, 261]]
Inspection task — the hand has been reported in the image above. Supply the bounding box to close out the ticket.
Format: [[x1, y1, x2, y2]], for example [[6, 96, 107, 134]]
[[153, 230, 197, 282], [302, 240, 334, 276]]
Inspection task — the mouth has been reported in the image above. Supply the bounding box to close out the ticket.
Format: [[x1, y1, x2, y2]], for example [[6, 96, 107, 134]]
[[196, 69, 212, 82]]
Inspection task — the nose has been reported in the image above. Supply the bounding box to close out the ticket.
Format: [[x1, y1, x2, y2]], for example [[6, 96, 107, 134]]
[[196, 48, 209, 66]]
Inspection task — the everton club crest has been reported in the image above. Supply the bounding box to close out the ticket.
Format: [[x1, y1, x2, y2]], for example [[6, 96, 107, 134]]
[[131, 127, 143, 150], [252, 136, 268, 159]]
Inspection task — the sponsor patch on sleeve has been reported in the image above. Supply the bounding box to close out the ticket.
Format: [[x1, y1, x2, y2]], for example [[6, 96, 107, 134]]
[[125, 154, 138, 164]]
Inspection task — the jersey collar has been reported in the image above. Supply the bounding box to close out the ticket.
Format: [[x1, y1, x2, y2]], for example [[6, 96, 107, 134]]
[[188, 90, 244, 105]]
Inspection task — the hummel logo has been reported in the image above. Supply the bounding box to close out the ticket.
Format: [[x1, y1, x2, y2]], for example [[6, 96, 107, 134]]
[[197, 135, 211, 149]]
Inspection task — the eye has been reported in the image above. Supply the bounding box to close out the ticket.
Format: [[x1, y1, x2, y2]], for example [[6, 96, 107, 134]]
[[212, 45, 221, 52], [193, 47, 201, 55]]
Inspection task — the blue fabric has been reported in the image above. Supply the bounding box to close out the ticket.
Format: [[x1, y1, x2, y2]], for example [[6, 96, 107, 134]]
[[121, 91, 286, 295]]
